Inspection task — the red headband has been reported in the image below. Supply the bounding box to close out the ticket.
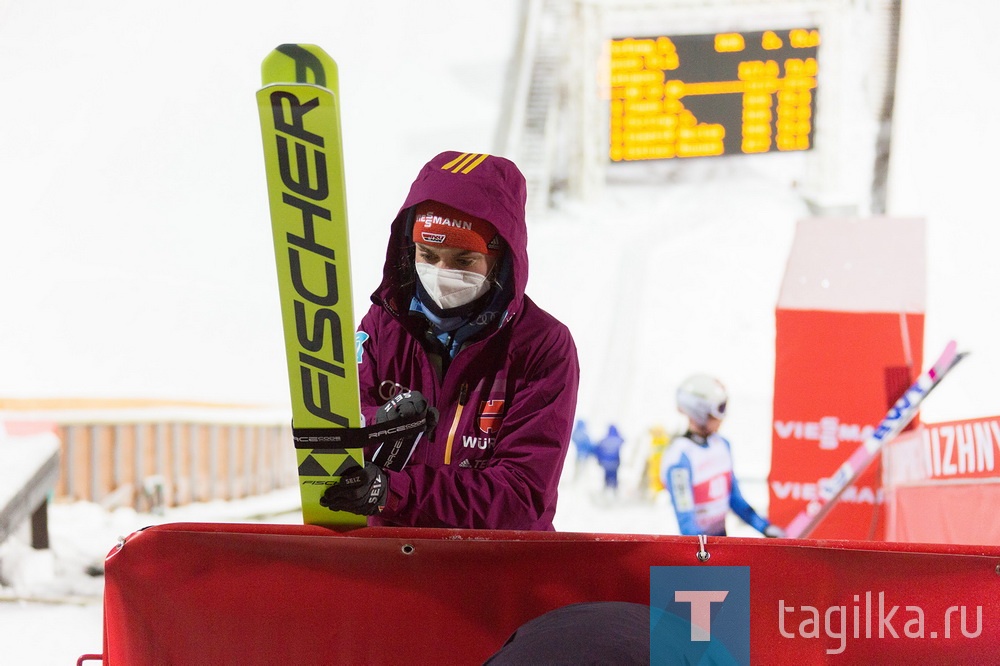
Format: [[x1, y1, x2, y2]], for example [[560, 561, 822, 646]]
[[411, 201, 501, 256]]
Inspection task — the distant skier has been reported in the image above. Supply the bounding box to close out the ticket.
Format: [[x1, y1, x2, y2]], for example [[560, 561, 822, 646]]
[[595, 424, 624, 492], [660, 374, 784, 538], [571, 418, 595, 474]]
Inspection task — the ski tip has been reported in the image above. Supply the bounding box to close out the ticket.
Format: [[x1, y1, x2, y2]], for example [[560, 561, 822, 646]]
[[928, 345, 966, 380], [932, 340, 960, 370], [262, 44, 338, 88]]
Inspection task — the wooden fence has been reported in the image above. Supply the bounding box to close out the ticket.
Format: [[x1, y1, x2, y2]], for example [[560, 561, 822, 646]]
[[2, 402, 296, 511]]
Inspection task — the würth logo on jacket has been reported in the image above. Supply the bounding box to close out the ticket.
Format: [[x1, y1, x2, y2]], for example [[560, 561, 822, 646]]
[[441, 153, 489, 174], [478, 399, 505, 435]]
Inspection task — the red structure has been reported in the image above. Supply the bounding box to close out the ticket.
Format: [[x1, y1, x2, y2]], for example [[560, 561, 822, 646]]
[[770, 217, 926, 539]]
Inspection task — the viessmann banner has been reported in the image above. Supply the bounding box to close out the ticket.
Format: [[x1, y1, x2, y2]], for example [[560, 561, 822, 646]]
[[769, 217, 927, 539]]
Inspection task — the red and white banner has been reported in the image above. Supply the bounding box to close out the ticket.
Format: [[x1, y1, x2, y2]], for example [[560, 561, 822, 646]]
[[884, 416, 1000, 543], [885, 415, 1000, 483]]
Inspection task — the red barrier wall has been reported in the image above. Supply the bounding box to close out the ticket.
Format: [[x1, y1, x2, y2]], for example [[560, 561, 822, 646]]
[[97, 523, 1000, 664], [770, 217, 926, 539]]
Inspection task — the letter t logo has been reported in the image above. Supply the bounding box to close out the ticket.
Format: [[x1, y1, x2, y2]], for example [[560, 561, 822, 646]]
[[674, 590, 729, 641]]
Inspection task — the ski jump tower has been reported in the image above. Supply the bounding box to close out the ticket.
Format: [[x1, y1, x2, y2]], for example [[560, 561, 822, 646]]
[[499, 0, 902, 217]]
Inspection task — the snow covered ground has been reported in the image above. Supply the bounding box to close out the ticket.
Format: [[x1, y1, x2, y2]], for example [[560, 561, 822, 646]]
[[1, 0, 999, 663]]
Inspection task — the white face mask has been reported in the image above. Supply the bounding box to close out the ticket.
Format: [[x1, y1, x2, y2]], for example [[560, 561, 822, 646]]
[[415, 263, 491, 310]]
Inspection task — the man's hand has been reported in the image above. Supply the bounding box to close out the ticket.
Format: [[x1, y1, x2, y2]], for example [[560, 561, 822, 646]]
[[319, 462, 387, 515], [377, 390, 439, 432]]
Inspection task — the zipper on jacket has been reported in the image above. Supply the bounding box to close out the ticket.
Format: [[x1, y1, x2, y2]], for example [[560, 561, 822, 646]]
[[443, 382, 469, 465]]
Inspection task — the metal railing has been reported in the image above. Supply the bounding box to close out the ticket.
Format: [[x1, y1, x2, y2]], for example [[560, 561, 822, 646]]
[[498, 0, 572, 216]]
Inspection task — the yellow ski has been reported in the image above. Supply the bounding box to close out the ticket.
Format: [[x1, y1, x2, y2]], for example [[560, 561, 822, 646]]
[[257, 44, 364, 527]]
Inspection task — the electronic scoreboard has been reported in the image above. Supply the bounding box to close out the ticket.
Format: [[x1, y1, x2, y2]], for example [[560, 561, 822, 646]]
[[609, 28, 820, 161]]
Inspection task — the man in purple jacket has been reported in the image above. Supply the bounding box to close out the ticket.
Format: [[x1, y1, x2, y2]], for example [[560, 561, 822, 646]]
[[320, 151, 580, 530]]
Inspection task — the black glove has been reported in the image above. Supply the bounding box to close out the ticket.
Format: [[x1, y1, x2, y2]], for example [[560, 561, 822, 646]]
[[319, 462, 387, 515], [377, 390, 439, 433]]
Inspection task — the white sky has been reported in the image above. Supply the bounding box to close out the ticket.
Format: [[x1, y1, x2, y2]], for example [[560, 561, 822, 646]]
[[0, 1, 997, 429]]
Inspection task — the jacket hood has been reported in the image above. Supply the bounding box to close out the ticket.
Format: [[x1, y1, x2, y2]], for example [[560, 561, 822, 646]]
[[373, 151, 528, 318]]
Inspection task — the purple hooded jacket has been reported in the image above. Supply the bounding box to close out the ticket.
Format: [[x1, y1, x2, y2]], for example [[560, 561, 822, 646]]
[[356, 151, 580, 530]]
